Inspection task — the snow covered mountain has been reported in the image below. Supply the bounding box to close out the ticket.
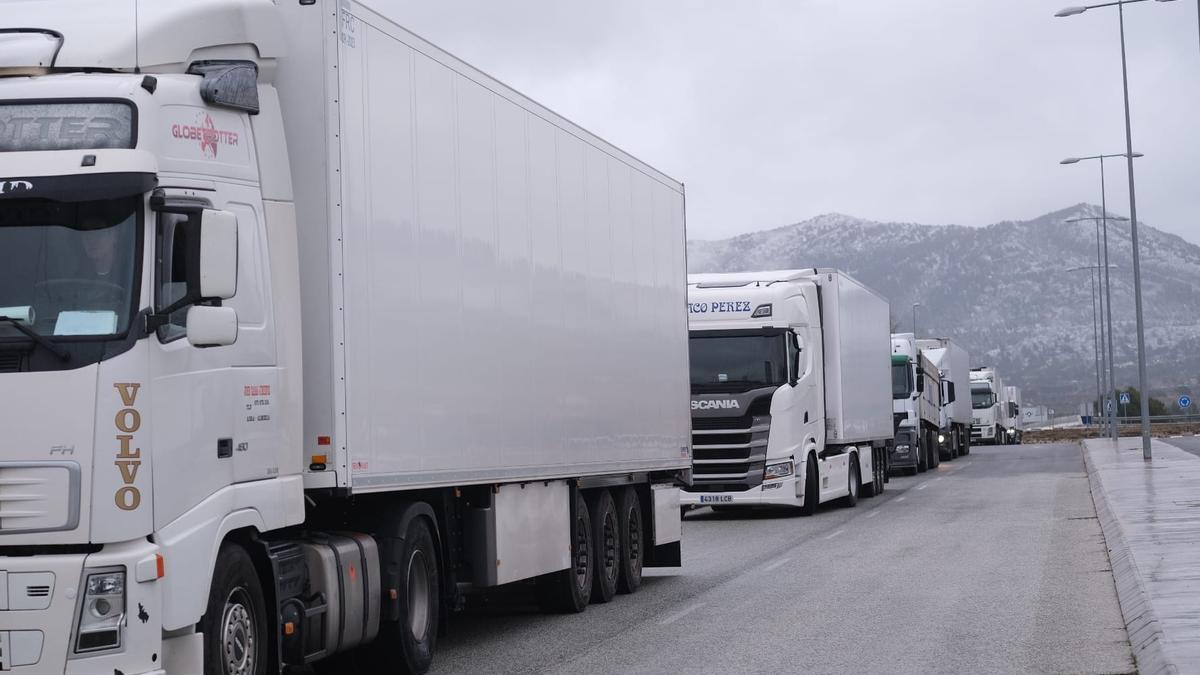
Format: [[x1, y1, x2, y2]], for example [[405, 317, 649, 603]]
[[687, 205, 1200, 411]]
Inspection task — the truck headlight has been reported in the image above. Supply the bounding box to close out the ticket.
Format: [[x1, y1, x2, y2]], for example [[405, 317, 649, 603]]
[[1008, 429, 1015, 435], [763, 461, 793, 480], [75, 570, 125, 653], [938, 434, 946, 444]]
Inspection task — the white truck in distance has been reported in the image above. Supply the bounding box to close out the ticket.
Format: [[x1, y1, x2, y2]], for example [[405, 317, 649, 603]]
[[1004, 385, 1024, 444], [917, 337, 971, 460], [0, 2, 690, 673], [970, 367, 1006, 445], [684, 270, 892, 514], [890, 333, 942, 474]]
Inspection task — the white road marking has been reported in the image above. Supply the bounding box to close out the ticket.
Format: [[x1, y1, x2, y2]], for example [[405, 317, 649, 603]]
[[660, 602, 707, 625], [823, 529, 845, 540], [933, 476, 943, 481], [916, 482, 930, 490], [763, 557, 791, 572], [865, 509, 881, 518], [896, 496, 906, 502]]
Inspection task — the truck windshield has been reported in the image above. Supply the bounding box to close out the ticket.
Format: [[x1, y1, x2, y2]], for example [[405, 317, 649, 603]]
[[0, 196, 141, 338], [971, 387, 995, 409], [892, 361, 914, 399], [689, 330, 788, 392]]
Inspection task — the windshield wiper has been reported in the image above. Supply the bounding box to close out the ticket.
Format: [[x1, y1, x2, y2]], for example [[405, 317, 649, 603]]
[[0, 315, 70, 362]]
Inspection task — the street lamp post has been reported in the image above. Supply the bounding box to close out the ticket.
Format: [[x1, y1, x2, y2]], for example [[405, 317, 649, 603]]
[[1068, 264, 1119, 432], [1064, 210, 1132, 439], [1055, 0, 1175, 460], [912, 302, 921, 338]]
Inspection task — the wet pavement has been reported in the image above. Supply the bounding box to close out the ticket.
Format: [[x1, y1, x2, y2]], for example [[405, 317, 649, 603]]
[[1083, 437, 1200, 674]]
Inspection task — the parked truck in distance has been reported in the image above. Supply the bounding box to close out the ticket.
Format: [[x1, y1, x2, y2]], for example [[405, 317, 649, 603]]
[[970, 367, 1006, 445], [890, 333, 942, 474], [0, 2, 690, 673], [917, 338, 971, 460], [683, 269, 892, 514], [1004, 385, 1024, 444]]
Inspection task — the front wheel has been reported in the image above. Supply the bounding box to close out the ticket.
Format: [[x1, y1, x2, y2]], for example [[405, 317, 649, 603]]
[[203, 543, 268, 675], [800, 455, 819, 516]]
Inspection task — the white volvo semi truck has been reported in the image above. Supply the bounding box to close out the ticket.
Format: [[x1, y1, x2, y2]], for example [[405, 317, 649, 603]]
[[682, 270, 892, 514], [917, 337, 971, 460], [970, 367, 1005, 445], [889, 333, 942, 474], [0, 2, 690, 673]]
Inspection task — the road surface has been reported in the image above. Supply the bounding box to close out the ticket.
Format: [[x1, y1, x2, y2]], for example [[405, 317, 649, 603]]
[[417, 442, 1132, 673]]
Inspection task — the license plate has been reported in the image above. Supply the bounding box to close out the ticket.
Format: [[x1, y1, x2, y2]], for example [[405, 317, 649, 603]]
[[699, 495, 733, 504]]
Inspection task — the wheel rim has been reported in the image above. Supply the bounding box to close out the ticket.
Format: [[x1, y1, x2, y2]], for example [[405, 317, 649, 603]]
[[602, 511, 618, 581], [574, 513, 590, 591], [407, 549, 431, 641], [221, 588, 256, 675]]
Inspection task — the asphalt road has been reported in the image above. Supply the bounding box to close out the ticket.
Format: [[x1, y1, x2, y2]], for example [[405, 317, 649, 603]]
[[1163, 434, 1200, 458], [418, 442, 1132, 674]]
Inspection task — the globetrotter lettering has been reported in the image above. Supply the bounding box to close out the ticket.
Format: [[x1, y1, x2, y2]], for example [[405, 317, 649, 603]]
[[692, 399, 741, 410], [112, 382, 143, 511], [171, 113, 239, 159]]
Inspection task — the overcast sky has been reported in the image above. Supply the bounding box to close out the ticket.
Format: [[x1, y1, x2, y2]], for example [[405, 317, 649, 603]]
[[382, 0, 1200, 243]]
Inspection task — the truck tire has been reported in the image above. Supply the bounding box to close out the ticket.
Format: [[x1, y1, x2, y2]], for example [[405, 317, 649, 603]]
[[916, 438, 927, 474], [616, 487, 643, 594], [202, 543, 268, 675], [961, 432, 970, 455], [842, 455, 860, 507], [587, 489, 620, 604], [800, 454, 819, 516], [538, 490, 593, 613], [928, 430, 940, 468], [860, 448, 878, 498], [367, 517, 440, 674]]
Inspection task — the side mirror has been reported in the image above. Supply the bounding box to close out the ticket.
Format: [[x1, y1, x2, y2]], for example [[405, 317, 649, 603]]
[[186, 306, 238, 347], [915, 371, 925, 394], [946, 382, 956, 403], [787, 332, 800, 386], [199, 209, 238, 299]]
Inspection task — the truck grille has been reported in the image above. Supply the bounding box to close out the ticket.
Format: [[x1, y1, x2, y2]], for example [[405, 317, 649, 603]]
[[0, 352, 21, 373], [0, 462, 81, 534], [688, 397, 772, 492]]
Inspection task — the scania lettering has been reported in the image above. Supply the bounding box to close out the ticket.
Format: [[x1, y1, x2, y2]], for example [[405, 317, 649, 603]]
[[0, 3, 689, 673], [916, 337, 972, 461], [683, 269, 893, 513]]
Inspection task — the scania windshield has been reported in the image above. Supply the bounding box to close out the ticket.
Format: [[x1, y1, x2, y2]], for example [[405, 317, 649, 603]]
[[892, 358, 914, 399], [0, 195, 141, 341], [689, 329, 788, 392], [971, 386, 996, 409]]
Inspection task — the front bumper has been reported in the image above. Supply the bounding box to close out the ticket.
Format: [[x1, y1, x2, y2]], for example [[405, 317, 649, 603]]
[[681, 475, 800, 508], [972, 424, 995, 440], [0, 540, 165, 674]]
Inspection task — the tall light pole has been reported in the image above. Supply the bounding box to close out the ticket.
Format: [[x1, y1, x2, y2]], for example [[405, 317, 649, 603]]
[[912, 302, 921, 337], [1064, 210, 1132, 438], [1068, 264, 1119, 431], [1056, 0, 1176, 459]]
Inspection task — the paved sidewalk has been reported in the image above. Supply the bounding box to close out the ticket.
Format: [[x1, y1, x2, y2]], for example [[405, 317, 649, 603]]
[[1083, 438, 1200, 675]]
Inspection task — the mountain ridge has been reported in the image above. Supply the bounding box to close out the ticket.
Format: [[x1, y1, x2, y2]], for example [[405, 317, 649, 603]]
[[687, 205, 1200, 411]]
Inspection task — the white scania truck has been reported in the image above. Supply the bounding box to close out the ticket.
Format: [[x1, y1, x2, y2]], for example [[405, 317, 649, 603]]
[[889, 333, 942, 474], [0, 2, 690, 673], [683, 270, 892, 514], [1004, 385, 1024, 444], [917, 337, 971, 460], [970, 367, 1005, 445]]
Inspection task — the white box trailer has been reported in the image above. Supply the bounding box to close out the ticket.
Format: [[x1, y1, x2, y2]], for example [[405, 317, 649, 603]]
[[918, 337, 972, 458], [0, 2, 689, 673], [683, 269, 893, 512], [891, 333, 944, 474]]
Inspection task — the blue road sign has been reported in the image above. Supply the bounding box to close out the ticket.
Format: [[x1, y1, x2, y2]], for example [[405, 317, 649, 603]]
[[1107, 400, 1115, 411], [1119, 392, 1131, 405], [1180, 395, 1192, 409]]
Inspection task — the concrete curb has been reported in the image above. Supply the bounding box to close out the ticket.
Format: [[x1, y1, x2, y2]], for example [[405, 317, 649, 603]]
[[1081, 443, 1178, 675]]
